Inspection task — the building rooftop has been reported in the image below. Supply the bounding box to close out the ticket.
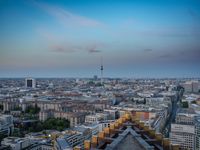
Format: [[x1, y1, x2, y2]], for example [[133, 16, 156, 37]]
[[2, 137, 28, 144], [82, 113, 179, 150], [105, 126, 153, 150], [178, 108, 196, 114], [56, 138, 71, 149]]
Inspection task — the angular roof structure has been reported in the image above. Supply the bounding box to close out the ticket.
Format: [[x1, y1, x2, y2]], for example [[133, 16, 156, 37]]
[[105, 126, 153, 150], [74, 112, 180, 150]]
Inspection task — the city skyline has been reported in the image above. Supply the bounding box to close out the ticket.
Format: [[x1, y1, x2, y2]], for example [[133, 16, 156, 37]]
[[0, 0, 200, 78]]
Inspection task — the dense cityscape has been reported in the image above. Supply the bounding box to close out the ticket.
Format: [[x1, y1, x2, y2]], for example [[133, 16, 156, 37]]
[[1, 0, 200, 149], [0, 77, 199, 149]]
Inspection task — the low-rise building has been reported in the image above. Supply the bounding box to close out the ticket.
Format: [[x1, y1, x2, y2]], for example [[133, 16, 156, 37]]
[[39, 110, 85, 127], [56, 127, 92, 149], [1, 137, 31, 150], [27, 143, 53, 150], [85, 113, 108, 123], [79, 123, 99, 136], [55, 138, 71, 150]]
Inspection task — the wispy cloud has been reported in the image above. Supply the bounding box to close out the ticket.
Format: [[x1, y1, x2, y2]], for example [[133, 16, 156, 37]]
[[86, 44, 102, 53], [137, 29, 198, 37], [38, 30, 105, 54], [48, 42, 105, 54], [179, 49, 200, 59], [50, 45, 77, 53], [155, 48, 200, 63], [88, 49, 101, 53], [32, 0, 104, 28], [37, 27, 82, 53], [143, 49, 153, 52], [49, 44, 103, 54]]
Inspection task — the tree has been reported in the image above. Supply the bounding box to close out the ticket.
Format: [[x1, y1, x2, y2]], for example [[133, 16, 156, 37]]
[[191, 100, 197, 104], [143, 98, 146, 104], [0, 133, 6, 143], [23, 118, 70, 132], [177, 85, 184, 91], [181, 101, 189, 108], [88, 81, 94, 85], [25, 105, 40, 114], [13, 106, 22, 111], [35, 122, 44, 132], [96, 82, 102, 87], [0, 104, 3, 110], [43, 118, 70, 131]]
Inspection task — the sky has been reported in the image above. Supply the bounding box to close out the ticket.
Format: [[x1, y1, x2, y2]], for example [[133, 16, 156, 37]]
[[0, 0, 200, 78]]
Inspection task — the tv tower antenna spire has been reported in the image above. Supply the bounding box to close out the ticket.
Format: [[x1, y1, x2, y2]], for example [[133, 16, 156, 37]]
[[100, 56, 103, 85]]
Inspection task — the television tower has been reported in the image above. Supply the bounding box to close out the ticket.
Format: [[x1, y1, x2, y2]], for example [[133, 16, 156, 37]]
[[100, 57, 103, 85]]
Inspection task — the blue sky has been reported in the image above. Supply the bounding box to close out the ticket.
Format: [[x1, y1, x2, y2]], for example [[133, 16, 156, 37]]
[[0, 0, 200, 78]]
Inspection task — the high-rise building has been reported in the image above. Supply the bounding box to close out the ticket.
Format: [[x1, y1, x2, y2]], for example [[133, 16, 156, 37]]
[[170, 124, 195, 150], [170, 108, 196, 150], [183, 81, 199, 93], [195, 116, 200, 150], [93, 75, 98, 81], [25, 78, 36, 88], [192, 81, 199, 93]]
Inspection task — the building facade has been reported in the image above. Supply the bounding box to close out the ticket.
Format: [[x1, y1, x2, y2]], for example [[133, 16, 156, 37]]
[[170, 124, 195, 150], [25, 78, 36, 88]]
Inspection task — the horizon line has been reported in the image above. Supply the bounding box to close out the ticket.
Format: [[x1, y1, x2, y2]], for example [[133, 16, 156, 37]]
[[0, 76, 199, 79]]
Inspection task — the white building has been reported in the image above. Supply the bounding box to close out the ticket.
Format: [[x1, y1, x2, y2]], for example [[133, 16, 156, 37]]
[[170, 124, 195, 150], [195, 116, 200, 150], [1, 137, 31, 150], [183, 81, 199, 93], [85, 113, 108, 124], [56, 127, 92, 149], [103, 109, 118, 119], [175, 113, 196, 125], [79, 123, 99, 136], [99, 120, 115, 132], [192, 81, 199, 93]]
